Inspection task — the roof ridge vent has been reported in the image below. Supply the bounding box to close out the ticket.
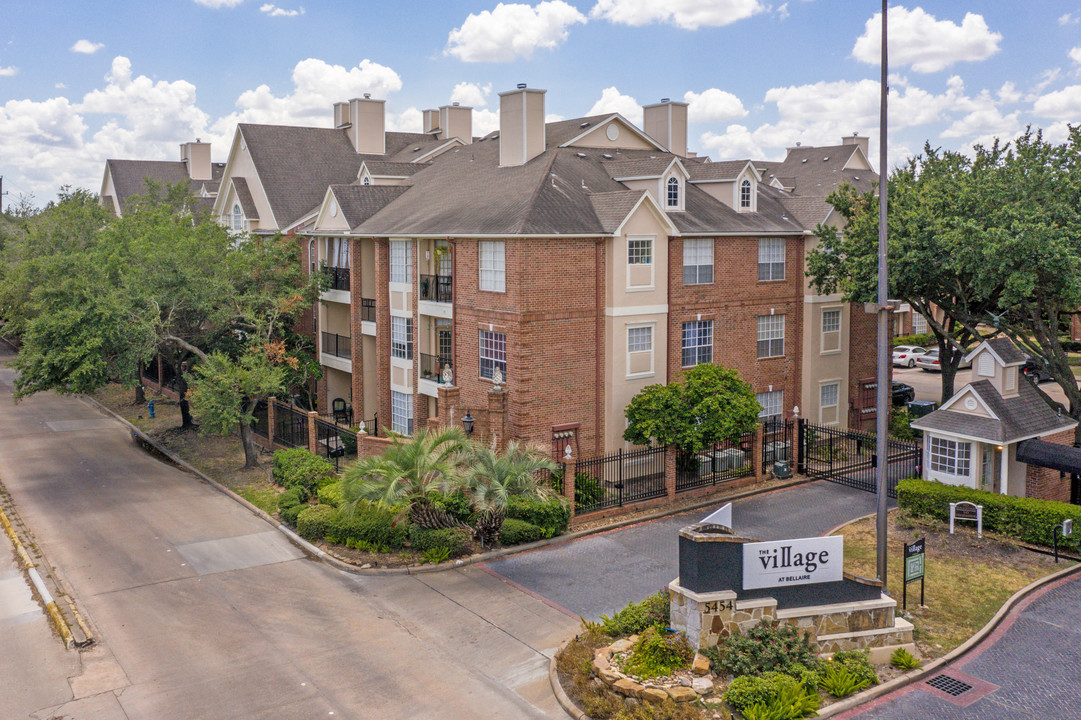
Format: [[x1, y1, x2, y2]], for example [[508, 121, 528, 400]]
[[579, 121, 591, 128]]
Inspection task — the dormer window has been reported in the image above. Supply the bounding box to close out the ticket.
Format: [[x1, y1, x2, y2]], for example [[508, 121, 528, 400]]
[[666, 177, 680, 208], [362, 176, 371, 186], [230, 203, 245, 232], [740, 179, 752, 209]]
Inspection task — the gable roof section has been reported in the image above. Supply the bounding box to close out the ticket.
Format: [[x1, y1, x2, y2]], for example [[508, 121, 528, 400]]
[[229, 177, 259, 220], [759, 144, 877, 200], [602, 155, 686, 180], [912, 379, 1076, 443], [554, 114, 665, 151], [358, 159, 427, 179], [673, 183, 804, 235], [329, 185, 408, 229], [965, 337, 1027, 366], [687, 160, 758, 183], [104, 159, 226, 212]]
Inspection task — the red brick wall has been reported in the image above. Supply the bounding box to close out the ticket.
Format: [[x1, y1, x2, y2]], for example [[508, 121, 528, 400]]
[[1025, 429, 1075, 502], [666, 235, 804, 416], [847, 302, 882, 430]]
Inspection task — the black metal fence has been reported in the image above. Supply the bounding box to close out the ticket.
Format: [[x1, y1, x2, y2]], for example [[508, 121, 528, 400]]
[[358, 415, 378, 436], [799, 419, 920, 498], [321, 332, 351, 359], [419, 274, 452, 303], [250, 400, 269, 439], [315, 417, 356, 470], [420, 353, 452, 383], [360, 298, 376, 323], [274, 402, 308, 449], [676, 432, 756, 492], [160, 361, 178, 391], [569, 446, 667, 515], [323, 265, 350, 291], [761, 417, 793, 469]]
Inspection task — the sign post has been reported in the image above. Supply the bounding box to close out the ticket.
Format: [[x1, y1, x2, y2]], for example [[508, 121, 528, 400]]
[[949, 501, 983, 538], [1053, 519, 1073, 563], [902, 537, 925, 611]]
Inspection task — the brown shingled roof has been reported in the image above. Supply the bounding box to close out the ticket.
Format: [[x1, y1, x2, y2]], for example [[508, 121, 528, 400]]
[[106, 159, 226, 211]]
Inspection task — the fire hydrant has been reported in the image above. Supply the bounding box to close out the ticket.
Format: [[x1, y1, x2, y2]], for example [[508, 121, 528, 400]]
[[148, 399, 156, 419]]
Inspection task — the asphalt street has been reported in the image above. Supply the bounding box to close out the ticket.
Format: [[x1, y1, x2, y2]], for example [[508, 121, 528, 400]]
[[483, 480, 894, 620]]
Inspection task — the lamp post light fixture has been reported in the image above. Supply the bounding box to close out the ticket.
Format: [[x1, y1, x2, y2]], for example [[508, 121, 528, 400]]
[[461, 409, 475, 436]]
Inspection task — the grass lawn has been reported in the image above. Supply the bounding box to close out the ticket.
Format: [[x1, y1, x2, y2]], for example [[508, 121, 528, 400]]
[[835, 510, 1072, 658]]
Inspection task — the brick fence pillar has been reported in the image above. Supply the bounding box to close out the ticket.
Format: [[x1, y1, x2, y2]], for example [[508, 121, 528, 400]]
[[753, 422, 766, 481], [487, 386, 507, 453], [307, 411, 319, 454], [438, 383, 461, 433], [665, 446, 677, 501], [268, 397, 278, 447]]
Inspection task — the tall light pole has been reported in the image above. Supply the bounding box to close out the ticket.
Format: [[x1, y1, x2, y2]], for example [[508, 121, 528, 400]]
[[875, 0, 890, 585]]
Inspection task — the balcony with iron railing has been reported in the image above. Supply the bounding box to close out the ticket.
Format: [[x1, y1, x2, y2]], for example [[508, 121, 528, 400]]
[[419, 274, 452, 304], [321, 331, 351, 359], [419, 353, 453, 384], [322, 265, 350, 292]]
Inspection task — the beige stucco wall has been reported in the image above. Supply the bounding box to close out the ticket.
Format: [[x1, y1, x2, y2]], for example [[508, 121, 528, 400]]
[[362, 335, 377, 419], [325, 367, 352, 405], [568, 120, 655, 150], [215, 131, 276, 230], [311, 193, 351, 233], [322, 302, 350, 336], [801, 299, 850, 426]]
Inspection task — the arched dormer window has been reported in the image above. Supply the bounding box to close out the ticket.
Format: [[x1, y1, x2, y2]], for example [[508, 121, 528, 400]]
[[666, 176, 680, 208], [740, 179, 752, 209], [231, 203, 245, 231], [308, 238, 316, 275], [362, 175, 371, 186]]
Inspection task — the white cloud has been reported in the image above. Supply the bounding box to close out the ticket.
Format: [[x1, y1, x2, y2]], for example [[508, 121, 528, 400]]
[[387, 107, 423, 133], [997, 81, 1020, 104], [777, 3, 789, 21], [1059, 13, 1078, 26], [1070, 47, 1081, 65], [940, 107, 1021, 139], [194, 0, 244, 7], [852, 6, 1001, 73], [587, 87, 642, 126], [0, 66, 18, 77], [1033, 85, 1081, 121], [684, 88, 747, 122], [71, 40, 105, 54], [260, 3, 305, 17], [590, 0, 765, 30], [446, 2, 586, 63], [699, 124, 766, 160], [472, 108, 500, 136], [450, 82, 492, 107]]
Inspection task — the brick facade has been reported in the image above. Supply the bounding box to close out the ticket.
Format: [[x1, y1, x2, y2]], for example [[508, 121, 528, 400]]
[[1025, 428, 1076, 502], [847, 303, 882, 431]]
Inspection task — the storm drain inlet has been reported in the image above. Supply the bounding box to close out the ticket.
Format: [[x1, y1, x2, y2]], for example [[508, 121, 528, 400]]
[[926, 674, 974, 697]]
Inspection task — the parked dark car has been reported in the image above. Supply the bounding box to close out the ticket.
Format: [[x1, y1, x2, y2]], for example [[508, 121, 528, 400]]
[[892, 381, 916, 406], [1022, 355, 1055, 383]]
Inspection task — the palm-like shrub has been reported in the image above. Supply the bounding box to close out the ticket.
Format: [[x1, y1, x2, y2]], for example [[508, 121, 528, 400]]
[[339, 426, 470, 529], [457, 441, 558, 547]]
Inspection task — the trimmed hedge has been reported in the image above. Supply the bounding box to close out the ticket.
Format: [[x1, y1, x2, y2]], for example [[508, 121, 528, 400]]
[[893, 332, 936, 349], [317, 482, 344, 508], [333, 506, 407, 550], [499, 518, 547, 546], [409, 526, 473, 558], [280, 502, 306, 527], [272, 449, 336, 495], [296, 504, 337, 541], [898, 478, 1081, 552], [506, 495, 570, 538], [277, 487, 307, 509]]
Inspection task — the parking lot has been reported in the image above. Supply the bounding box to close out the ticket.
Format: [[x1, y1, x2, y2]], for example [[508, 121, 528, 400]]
[[894, 365, 1072, 407]]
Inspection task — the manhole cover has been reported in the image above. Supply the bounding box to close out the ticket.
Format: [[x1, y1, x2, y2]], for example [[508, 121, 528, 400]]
[[926, 674, 974, 697]]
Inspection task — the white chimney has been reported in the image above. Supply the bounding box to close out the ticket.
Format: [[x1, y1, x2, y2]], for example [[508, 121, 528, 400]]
[[180, 139, 212, 181], [347, 95, 385, 155], [422, 109, 439, 134], [842, 133, 870, 158], [333, 102, 350, 128], [499, 84, 546, 167], [643, 99, 688, 157], [439, 103, 473, 145]]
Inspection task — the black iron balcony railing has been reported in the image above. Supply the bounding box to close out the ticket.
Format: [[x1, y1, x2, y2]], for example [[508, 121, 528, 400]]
[[323, 265, 350, 292], [419, 353, 452, 384], [419, 274, 452, 304], [360, 297, 376, 323], [321, 331, 351, 359]]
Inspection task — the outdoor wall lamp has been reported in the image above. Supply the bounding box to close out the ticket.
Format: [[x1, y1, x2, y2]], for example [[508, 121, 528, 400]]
[[461, 409, 474, 436]]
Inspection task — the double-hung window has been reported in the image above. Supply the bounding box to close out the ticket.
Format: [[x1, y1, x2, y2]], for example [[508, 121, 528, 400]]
[[480, 330, 506, 380], [390, 240, 411, 284], [758, 238, 785, 281], [682, 320, 713, 367], [391, 316, 413, 359], [628, 237, 652, 266], [757, 314, 785, 358], [391, 391, 414, 435], [929, 437, 971, 476], [912, 313, 928, 334], [821, 308, 841, 353], [756, 390, 783, 420], [479, 240, 505, 292], [683, 239, 713, 284]]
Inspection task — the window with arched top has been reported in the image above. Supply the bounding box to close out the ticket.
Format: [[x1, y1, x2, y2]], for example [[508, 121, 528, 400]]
[[666, 177, 680, 208], [308, 238, 316, 275], [231, 203, 245, 231], [362, 176, 371, 186], [740, 179, 752, 209]]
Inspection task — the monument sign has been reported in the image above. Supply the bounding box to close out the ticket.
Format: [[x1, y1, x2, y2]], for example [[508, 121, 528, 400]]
[[742, 536, 844, 590]]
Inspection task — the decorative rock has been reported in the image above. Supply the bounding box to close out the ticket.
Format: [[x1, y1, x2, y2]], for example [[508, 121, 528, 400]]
[[595, 647, 613, 660], [593, 653, 611, 672], [667, 686, 698, 703], [642, 688, 668, 704], [614, 678, 643, 698], [692, 677, 714, 695], [678, 677, 692, 687], [609, 638, 635, 653], [360, 563, 372, 569], [692, 653, 711, 675], [597, 666, 621, 685]]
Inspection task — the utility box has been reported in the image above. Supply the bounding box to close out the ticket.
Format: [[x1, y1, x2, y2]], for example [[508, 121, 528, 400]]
[[907, 400, 937, 419]]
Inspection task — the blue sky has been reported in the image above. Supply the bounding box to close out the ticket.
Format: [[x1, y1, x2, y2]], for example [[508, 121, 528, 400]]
[[2, 1, 1079, 205]]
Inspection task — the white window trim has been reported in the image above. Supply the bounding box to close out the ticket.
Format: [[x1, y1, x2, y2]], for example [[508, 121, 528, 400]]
[[389, 238, 411, 288], [665, 175, 682, 211], [479, 240, 506, 293], [479, 329, 507, 381], [683, 239, 714, 286], [391, 390, 414, 436], [758, 238, 785, 282], [757, 314, 785, 359], [757, 390, 783, 419], [626, 235, 656, 291], [625, 322, 655, 379], [820, 306, 842, 356], [819, 380, 841, 425], [929, 436, 972, 478], [681, 319, 713, 368]]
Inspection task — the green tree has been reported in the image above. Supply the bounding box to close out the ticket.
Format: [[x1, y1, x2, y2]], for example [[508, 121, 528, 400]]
[[622, 363, 762, 454], [457, 441, 558, 548], [338, 426, 471, 529]]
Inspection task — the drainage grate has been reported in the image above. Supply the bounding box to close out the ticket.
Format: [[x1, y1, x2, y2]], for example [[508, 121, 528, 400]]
[[926, 674, 974, 697]]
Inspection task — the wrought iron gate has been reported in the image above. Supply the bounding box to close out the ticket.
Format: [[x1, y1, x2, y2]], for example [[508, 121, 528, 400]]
[[798, 420, 920, 498]]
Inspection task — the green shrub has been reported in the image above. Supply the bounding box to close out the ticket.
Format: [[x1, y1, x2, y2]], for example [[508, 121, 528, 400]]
[[339, 426, 360, 455], [621, 626, 693, 680], [707, 622, 819, 678], [724, 672, 803, 713], [296, 504, 337, 541], [506, 495, 571, 538], [819, 663, 871, 698], [787, 663, 821, 689], [1062, 340, 1081, 353], [408, 526, 473, 558], [740, 681, 821, 719], [333, 506, 407, 550], [898, 478, 1081, 552], [280, 502, 306, 527], [828, 650, 878, 688], [277, 487, 307, 510], [428, 491, 475, 524], [893, 333, 936, 349], [317, 481, 344, 508], [890, 647, 922, 670], [551, 469, 607, 509], [600, 590, 670, 637], [423, 546, 453, 564], [272, 449, 336, 495], [499, 518, 548, 546]]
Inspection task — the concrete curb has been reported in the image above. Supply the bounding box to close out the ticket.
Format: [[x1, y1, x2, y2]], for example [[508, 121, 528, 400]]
[[549, 653, 589, 720], [0, 503, 74, 649], [84, 392, 815, 576]]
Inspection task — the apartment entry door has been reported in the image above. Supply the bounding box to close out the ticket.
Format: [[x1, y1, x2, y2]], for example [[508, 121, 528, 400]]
[[981, 445, 1001, 493]]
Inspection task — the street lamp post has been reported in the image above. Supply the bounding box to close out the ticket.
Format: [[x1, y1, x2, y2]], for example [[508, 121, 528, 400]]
[[875, 0, 891, 586], [461, 409, 475, 437]]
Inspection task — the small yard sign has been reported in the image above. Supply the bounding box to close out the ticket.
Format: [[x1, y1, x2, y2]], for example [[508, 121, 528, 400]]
[[903, 537, 926, 610], [949, 501, 983, 538]]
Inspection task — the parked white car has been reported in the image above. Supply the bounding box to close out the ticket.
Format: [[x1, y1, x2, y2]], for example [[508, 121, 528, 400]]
[[892, 345, 927, 368], [915, 348, 972, 372]]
